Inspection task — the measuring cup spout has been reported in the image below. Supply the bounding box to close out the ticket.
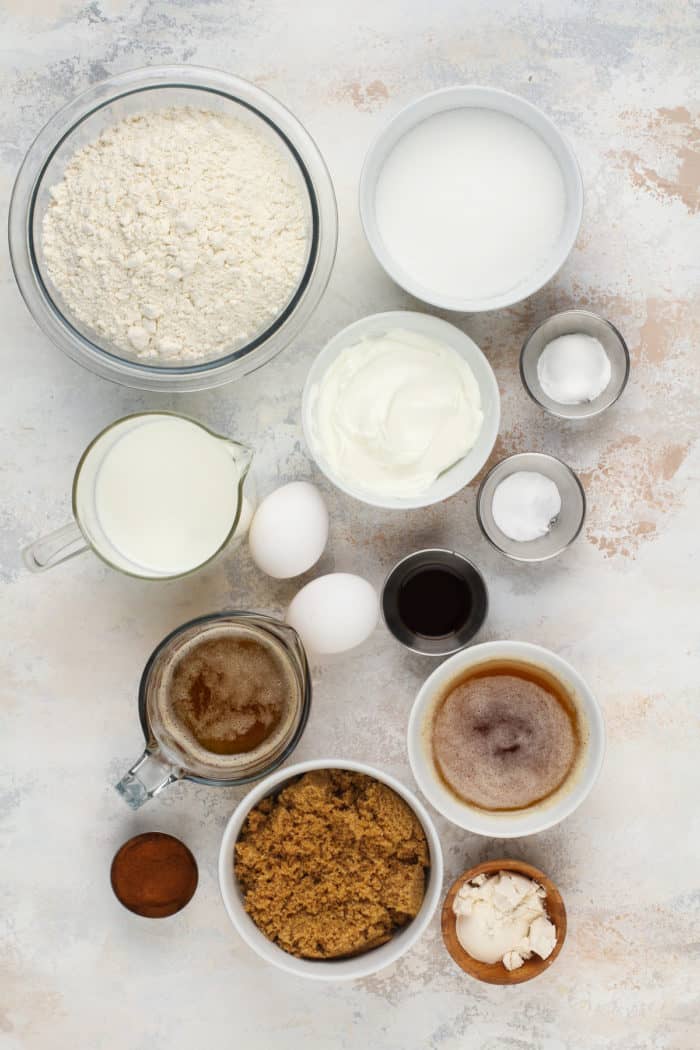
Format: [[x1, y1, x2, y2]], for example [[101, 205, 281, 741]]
[[226, 439, 254, 480]]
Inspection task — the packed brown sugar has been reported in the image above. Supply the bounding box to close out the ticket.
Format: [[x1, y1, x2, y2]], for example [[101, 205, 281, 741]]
[[234, 769, 430, 959]]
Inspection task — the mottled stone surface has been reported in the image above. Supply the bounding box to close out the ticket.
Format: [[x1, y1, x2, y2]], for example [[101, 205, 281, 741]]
[[1, 2, 698, 1048]]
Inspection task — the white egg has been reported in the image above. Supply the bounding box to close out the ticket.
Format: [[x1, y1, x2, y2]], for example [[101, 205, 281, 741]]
[[286, 573, 379, 655], [248, 481, 329, 579]]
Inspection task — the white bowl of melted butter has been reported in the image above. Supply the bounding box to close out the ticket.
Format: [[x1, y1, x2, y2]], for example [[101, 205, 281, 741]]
[[302, 311, 500, 509], [408, 640, 605, 837]]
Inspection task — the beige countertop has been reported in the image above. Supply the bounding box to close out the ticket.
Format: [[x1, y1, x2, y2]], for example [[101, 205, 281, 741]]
[[1, 2, 698, 1048]]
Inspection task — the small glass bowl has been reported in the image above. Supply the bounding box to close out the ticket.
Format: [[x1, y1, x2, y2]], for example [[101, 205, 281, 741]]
[[9, 66, 337, 392], [520, 309, 630, 420], [477, 452, 586, 562], [381, 548, 488, 656]]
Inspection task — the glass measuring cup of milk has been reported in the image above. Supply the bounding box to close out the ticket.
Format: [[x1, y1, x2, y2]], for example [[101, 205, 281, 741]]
[[23, 412, 254, 579], [115, 612, 312, 808]]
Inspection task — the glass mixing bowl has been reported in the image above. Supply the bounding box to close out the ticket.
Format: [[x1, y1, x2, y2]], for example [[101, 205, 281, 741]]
[[9, 66, 337, 392]]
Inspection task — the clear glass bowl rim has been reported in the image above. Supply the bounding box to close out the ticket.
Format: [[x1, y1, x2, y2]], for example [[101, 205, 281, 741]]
[[8, 65, 338, 392]]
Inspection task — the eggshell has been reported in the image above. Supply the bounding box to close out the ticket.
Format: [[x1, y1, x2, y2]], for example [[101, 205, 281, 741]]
[[248, 482, 329, 579], [286, 573, 379, 655]]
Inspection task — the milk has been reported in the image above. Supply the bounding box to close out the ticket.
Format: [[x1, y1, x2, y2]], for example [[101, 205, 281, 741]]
[[375, 108, 567, 302], [93, 416, 241, 574]]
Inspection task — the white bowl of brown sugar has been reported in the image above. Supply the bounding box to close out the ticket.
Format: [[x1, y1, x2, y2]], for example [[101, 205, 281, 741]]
[[218, 759, 444, 979], [407, 640, 605, 837]]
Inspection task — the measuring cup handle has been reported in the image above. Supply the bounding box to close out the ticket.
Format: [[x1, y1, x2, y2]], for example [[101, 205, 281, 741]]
[[114, 749, 181, 810], [23, 520, 88, 573]]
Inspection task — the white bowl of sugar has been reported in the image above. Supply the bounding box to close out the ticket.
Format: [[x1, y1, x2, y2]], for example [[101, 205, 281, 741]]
[[360, 86, 583, 312]]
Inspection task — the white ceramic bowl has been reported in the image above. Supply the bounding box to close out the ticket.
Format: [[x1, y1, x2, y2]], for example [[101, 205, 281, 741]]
[[218, 758, 444, 981], [360, 86, 583, 312], [301, 310, 500, 509], [407, 641, 605, 837]]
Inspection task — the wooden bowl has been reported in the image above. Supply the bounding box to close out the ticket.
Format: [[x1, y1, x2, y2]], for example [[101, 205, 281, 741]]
[[441, 859, 567, 985]]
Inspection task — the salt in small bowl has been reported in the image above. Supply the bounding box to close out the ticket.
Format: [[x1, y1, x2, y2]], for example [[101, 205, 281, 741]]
[[520, 308, 630, 420], [476, 452, 586, 562]]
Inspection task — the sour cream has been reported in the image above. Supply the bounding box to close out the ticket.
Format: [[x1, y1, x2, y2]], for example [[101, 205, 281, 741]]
[[309, 329, 483, 498]]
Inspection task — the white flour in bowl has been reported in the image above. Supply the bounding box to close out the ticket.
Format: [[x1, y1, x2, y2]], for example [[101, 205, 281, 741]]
[[41, 107, 309, 362]]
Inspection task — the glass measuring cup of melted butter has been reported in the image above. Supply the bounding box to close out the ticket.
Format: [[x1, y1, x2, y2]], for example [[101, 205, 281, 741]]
[[23, 412, 255, 580], [116, 613, 312, 808]]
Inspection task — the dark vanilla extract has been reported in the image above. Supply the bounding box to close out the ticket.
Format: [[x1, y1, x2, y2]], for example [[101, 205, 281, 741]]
[[397, 565, 472, 637]]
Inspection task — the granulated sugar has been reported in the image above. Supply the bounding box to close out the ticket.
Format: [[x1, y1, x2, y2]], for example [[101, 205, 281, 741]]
[[374, 107, 567, 302], [42, 107, 309, 362]]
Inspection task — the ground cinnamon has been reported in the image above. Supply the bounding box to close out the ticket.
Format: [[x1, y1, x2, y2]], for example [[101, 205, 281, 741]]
[[110, 832, 198, 918]]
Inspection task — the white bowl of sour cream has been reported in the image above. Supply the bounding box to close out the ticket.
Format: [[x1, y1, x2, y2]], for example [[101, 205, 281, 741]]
[[302, 311, 500, 509], [360, 86, 583, 312]]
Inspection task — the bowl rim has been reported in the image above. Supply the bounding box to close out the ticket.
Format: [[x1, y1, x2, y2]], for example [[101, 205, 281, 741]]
[[301, 309, 501, 509], [8, 64, 338, 392], [519, 308, 632, 420], [440, 858, 567, 984], [359, 84, 584, 313], [407, 639, 606, 836], [217, 757, 445, 981], [475, 451, 587, 562]]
